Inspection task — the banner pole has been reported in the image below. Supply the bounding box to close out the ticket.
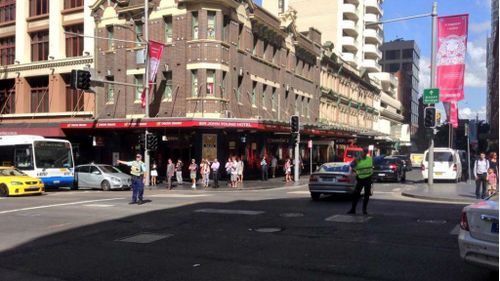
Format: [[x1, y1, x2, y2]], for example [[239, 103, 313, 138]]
[[144, 0, 150, 187], [428, 1, 437, 186]]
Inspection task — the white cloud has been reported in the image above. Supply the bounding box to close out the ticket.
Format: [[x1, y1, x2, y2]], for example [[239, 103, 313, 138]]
[[418, 56, 431, 95], [469, 21, 490, 34], [464, 39, 487, 88], [458, 106, 486, 120]]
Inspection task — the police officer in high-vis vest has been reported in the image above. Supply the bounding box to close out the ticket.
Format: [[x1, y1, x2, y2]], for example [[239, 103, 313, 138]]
[[118, 154, 147, 205], [347, 147, 373, 215]]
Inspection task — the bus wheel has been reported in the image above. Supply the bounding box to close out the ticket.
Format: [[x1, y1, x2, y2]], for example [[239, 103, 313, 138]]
[[101, 180, 111, 191], [0, 184, 9, 197]]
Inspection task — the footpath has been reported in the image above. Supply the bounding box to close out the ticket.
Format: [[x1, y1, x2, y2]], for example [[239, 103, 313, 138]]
[[401, 181, 484, 204]]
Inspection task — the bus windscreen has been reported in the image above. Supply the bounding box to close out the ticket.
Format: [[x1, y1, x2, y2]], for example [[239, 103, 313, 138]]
[[34, 141, 73, 169]]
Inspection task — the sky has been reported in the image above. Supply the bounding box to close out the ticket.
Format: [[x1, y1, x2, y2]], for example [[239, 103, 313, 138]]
[[255, 0, 493, 120]]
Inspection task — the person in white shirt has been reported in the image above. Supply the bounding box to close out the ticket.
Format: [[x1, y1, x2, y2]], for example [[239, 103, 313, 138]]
[[474, 152, 490, 199], [231, 157, 239, 188], [211, 158, 220, 188], [237, 157, 244, 183]]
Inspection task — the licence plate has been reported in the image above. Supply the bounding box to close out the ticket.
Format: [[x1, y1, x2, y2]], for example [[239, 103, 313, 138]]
[[323, 178, 336, 182], [378, 173, 385, 177], [435, 172, 443, 176], [492, 223, 499, 233], [53, 180, 60, 184]]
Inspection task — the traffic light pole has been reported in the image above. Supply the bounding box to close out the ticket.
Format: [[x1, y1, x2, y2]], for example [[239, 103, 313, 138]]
[[294, 133, 300, 182], [143, 0, 150, 187], [428, 2, 437, 186]]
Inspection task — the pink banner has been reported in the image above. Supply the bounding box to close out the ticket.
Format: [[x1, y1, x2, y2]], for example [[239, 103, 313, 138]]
[[437, 14, 468, 102], [141, 40, 165, 108], [450, 101, 458, 128]]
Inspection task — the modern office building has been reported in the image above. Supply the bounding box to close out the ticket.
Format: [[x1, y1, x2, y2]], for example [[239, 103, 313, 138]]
[[486, 0, 498, 152], [0, 0, 95, 137], [380, 39, 420, 148]]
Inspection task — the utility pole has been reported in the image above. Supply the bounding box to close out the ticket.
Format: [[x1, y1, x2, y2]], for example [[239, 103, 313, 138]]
[[428, 2, 437, 186], [465, 121, 472, 183], [143, 0, 150, 186]]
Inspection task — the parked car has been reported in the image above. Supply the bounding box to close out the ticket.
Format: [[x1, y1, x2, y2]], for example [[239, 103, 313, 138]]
[[0, 166, 44, 197], [421, 148, 462, 182], [458, 193, 499, 270], [373, 157, 406, 182], [308, 162, 356, 200], [392, 155, 412, 171], [75, 164, 131, 190]]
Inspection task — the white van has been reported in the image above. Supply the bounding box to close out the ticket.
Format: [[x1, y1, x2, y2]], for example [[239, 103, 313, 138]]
[[421, 148, 462, 182]]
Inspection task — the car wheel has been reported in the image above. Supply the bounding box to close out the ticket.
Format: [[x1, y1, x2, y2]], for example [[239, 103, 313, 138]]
[[0, 184, 8, 197], [310, 192, 321, 201], [101, 180, 111, 191]]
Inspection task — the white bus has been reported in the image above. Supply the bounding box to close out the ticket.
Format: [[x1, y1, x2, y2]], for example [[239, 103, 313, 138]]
[[0, 135, 75, 188]]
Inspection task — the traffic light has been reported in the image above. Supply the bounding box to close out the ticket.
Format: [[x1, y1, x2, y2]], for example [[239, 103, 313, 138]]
[[424, 107, 436, 128], [70, 69, 91, 90], [138, 134, 145, 148], [147, 134, 158, 151], [290, 115, 300, 133], [289, 132, 299, 147]]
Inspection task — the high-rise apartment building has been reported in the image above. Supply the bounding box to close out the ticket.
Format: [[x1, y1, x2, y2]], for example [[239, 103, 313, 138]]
[[0, 0, 95, 136]]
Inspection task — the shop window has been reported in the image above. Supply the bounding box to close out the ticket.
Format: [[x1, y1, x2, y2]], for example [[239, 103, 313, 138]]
[[0, 36, 15, 65], [163, 71, 172, 101], [164, 16, 173, 44], [207, 11, 216, 39], [251, 81, 257, 106], [30, 30, 49, 62], [0, 0, 15, 23], [206, 69, 215, 95], [106, 25, 114, 50], [0, 80, 15, 114], [64, 0, 83, 9], [29, 0, 48, 17], [191, 70, 198, 97], [65, 24, 84, 57], [134, 75, 143, 101], [105, 76, 114, 103], [192, 12, 198, 40]]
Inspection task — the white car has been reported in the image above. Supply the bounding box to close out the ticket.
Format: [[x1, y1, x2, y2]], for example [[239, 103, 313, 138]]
[[458, 193, 499, 270], [421, 148, 462, 182]]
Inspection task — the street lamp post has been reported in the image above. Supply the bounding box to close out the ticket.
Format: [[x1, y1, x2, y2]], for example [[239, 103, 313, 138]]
[[144, 0, 150, 186]]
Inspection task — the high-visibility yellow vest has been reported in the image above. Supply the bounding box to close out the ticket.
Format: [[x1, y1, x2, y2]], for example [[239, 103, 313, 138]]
[[354, 156, 373, 179]]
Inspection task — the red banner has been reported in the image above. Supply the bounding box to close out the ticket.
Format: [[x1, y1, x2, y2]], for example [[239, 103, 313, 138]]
[[437, 14, 468, 102], [443, 101, 459, 128], [141, 40, 165, 108]]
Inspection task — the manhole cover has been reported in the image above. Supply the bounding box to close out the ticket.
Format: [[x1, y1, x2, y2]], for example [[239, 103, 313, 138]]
[[417, 219, 447, 224], [253, 227, 283, 233], [280, 213, 304, 218]]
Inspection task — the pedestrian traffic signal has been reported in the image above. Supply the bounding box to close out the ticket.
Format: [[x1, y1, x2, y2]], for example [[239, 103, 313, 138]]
[[147, 134, 158, 151], [70, 69, 91, 90], [424, 107, 436, 128], [290, 115, 300, 133]]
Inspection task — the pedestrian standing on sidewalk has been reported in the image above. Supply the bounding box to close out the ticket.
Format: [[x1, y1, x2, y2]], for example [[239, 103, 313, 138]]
[[231, 157, 239, 188], [203, 159, 211, 188], [271, 156, 278, 178], [474, 152, 490, 199], [150, 161, 158, 187], [211, 158, 220, 188], [489, 152, 498, 175], [225, 158, 233, 187], [261, 156, 268, 181], [166, 158, 175, 190], [347, 147, 373, 215], [284, 159, 292, 182], [118, 154, 147, 205], [175, 160, 183, 185], [487, 168, 497, 196], [189, 159, 198, 189]]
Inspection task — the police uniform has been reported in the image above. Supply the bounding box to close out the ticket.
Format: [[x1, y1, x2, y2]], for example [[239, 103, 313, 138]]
[[128, 160, 146, 204], [348, 155, 373, 215]]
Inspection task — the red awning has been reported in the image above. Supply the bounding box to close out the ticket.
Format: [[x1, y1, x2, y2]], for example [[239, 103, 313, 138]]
[[0, 127, 66, 137]]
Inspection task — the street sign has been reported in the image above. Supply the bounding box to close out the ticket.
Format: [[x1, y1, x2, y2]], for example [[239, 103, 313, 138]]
[[423, 88, 439, 104]]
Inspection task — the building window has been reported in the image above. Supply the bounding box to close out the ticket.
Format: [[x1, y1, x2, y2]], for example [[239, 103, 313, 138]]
[[0, 36, 15, 66], [236, 76, 242, 103], [221, 71, 226, 98], [29, 77, 49, 113], [29, 0, 49, 17], [191, 70, 198, 97], [106, 25, 113, 50], [65, 24, 84, 57], [105, 76, 114, 103], [385, 50, 400, 60], [134, 75, 143, 101], [0, 0, 15, 23], [238, 24, 244, 49], [253, 36, 258, 55], [271, 87, 277, 111], [402, 49, 413, 59], [206, 69, 215, 95], [164, 16, 173, 44], [192, 12, 198, 40], [66, 87, 84, 112], [295, 95, 299, 115], [251, 81, 257, 106], [306, 98, 310, 118], [135, 22, 143, 47], [163, 71, 172, 101], [0, 80, 15, 114], [272, 46, 279, 64], [278, 0, 284, 13], [262, 84, 267, 109], [64, 0, 83, 9], [207, 11, 216, 39], [388, 63, 400, 72], [30, 31, 49, 62], [222, 16, 230, 42]]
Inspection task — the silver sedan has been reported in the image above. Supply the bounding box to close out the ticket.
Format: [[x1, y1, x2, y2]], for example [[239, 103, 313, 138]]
[[75, 164, 132, 191], [308, 162, 356, 200]]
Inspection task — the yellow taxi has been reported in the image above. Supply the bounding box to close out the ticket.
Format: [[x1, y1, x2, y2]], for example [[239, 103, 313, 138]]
[[0, 166, 44, 197]]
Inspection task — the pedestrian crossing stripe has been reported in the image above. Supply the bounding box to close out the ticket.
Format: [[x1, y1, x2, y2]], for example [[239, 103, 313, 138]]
[[325, 214, 372, 223], [150, 194, 212, 198], [83, 204, 114, 207], [287, 191, 309, 195], [194, 208, 265, 215]]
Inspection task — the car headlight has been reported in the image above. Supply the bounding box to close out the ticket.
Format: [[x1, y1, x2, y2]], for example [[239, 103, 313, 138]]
[[110, 177, 121, 183], [10, 181, 23, 185]]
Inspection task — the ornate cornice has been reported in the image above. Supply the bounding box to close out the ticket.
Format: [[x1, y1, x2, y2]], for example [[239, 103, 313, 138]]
[[0, 57, 93, 74]]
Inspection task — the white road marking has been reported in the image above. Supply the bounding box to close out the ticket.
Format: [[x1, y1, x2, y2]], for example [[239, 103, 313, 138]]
[[194, 208, 265, 215], [150, 194, 212, 198], [450, 224, 460, 235], [117, 233, 173, 244], [0, 198, 125, 215], [287, 191, 310, 195], [83, 204, 115, 208], [325, 214, 372, 223]]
